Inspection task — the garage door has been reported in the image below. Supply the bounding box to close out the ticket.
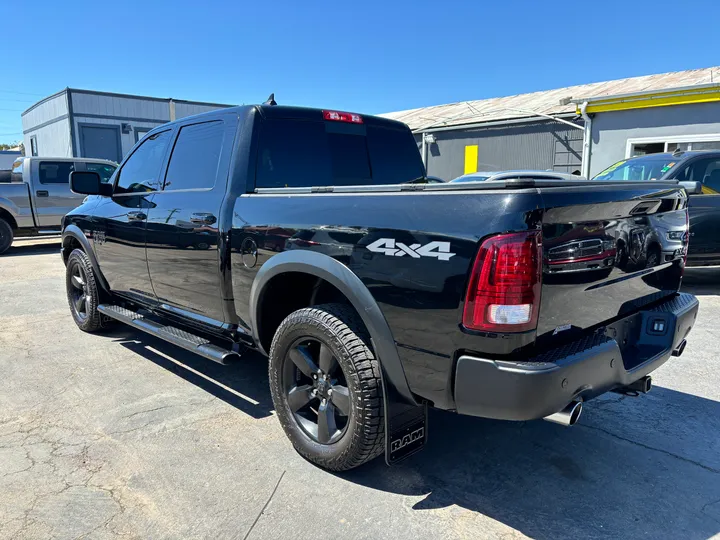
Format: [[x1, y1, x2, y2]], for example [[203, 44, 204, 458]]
[[80, 125, 121, 163]]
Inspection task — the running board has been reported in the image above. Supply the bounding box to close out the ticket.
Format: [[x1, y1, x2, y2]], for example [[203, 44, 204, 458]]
[[98, 304, 241, 365]]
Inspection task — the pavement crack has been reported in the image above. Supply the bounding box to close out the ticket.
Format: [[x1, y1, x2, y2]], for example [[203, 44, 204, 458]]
[[701, 498, 720, 524], [242, 470, 286, 540], [121, 405, 172, 419], [107, 421, 154, 436], [580, 424, 720, 474]]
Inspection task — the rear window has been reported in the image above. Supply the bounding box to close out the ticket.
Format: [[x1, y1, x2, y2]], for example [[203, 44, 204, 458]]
[[255, 118, 424, 189], [10, 160, 22, 183]]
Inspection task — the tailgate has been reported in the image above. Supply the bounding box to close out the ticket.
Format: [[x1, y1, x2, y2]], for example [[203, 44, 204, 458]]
[[536, 182, 688, 345]]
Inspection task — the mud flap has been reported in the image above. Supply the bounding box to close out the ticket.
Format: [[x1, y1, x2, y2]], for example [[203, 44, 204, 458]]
[[383, 380, 428, 465]]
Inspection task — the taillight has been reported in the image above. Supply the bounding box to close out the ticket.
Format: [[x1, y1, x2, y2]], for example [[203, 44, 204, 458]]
[[323, 110, 363, 124], [462, 231, 542, 333]]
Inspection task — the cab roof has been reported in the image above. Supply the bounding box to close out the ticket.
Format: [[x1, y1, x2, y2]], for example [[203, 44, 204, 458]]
[[158, 104, 411, 131]]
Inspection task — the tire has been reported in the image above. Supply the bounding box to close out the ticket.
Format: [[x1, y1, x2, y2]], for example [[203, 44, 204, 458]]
[[615, 242, 628, 269], [268, 303, 384, 471], [0, 218, 13, 255], [65, 248, 110, 332], [646, 246, 661, 268]]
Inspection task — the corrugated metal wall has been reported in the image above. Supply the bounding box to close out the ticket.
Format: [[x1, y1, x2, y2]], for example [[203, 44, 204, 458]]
[[423, 120, 583, 181], [24, 119, 72, 157], [174, 102, 230, 118], [22, 90, 234, 160], [71, 91, 171, 158], [22, 91, 72, 157], [589, 102, 720, 176], [69, 91, 230, 158]]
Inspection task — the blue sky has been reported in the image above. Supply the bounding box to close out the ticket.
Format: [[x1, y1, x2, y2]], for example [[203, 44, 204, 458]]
[[3, 0, 720, 144]]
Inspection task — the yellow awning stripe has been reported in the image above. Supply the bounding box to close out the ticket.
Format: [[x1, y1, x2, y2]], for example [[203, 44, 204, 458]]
[[575, 89, 720, 114]]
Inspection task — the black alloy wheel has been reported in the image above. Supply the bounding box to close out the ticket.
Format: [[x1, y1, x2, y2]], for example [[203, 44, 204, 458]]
[[68, 259, 90, 322], [65, 248, 109, 332], [268, 303, 385, 471], [283, 337, 352, 444]]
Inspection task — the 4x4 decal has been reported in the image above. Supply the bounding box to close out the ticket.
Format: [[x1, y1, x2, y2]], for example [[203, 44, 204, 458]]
[[366, 238, 455, 261]]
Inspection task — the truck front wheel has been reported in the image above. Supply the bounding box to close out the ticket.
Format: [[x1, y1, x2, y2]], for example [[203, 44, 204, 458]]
[[268, 303, 385, 471], [65, 249, 110, 332], [0, 218, 13, 254]]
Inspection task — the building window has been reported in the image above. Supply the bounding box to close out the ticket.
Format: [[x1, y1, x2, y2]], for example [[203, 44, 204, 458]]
[[30, 136, 38, 156], [135, 128, 151, 143], [627, 135, 720, 158]]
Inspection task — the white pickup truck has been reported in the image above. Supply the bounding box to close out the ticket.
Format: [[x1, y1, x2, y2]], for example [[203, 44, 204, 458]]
[[0, 157, 117, 254]]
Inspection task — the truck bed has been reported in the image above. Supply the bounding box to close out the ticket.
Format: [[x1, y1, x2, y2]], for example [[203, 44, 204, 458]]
[[235, 180, 688, 410], [0, 181, 35, 229]]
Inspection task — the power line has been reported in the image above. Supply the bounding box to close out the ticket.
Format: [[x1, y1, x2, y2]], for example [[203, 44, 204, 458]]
[[0, 108, 24, 112], [0, 89, 46, 97], [0, 98, 35, 103], [0, 132, 22, 136]]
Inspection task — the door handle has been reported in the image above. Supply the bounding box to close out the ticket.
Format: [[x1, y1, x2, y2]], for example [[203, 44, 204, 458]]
[[127, 211, 147, 222], [190, 213, 217, 225], [36, 190, 49, 197]]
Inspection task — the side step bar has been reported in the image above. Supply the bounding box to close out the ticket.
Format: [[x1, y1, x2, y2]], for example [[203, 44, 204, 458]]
[[98, 304, 241, 365]]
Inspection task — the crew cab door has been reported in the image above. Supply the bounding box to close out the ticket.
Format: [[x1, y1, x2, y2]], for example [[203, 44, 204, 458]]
[[31, 160, 84, 227], [671, 156, 720, 265], [145, 117, 234, 323], [93, 129, 173, 303]]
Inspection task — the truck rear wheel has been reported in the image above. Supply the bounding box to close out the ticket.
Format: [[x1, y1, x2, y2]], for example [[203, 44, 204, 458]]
[[0, 218, 13, 254], [65, 249, 110, 333], [268, 303, 385, 471]]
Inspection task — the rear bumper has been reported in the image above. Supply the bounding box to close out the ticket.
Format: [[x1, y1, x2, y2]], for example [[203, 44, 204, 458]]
[[453, 292, 699, 421]]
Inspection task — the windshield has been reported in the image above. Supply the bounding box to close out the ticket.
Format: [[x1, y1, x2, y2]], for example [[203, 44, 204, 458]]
[[593, 156, 677, 181], [86, 162, 117, 184]]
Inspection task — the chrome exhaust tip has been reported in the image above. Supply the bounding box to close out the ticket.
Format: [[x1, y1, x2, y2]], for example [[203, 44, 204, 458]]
[[543, 401, 583, 427]]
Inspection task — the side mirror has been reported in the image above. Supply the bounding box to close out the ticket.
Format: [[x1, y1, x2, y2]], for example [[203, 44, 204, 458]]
[[70, 171, 113, 196], [679, 181, 702, 195]]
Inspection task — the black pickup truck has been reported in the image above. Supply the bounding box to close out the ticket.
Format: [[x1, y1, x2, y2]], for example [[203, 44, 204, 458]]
[[62, 104, 699, 471]]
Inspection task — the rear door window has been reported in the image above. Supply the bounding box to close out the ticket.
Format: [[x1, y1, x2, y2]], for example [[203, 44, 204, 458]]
[[38, 161, 75, 184], [255, 118, 423, 188], [163, 121, 224, 191], [673, 157, 720, 194]]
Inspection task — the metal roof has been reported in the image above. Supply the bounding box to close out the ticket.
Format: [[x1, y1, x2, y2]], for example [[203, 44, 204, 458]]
[[381, 67, 720, 132], [22, 87, 236, 116]]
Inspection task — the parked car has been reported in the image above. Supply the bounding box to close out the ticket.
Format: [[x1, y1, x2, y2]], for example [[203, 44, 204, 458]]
[[451, 170, 585, 183], [0, 157, 117, 253], [593, 150, 720, 266], [62, 104, 698, 471]]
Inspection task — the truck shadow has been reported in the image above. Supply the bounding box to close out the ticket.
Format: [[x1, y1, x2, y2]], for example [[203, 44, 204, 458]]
[[683, 267, 720, 296], [340, 387, 720, 539], [4, 240, 61, 257], [111, 329, 274, 420], [104, 327, 720, 538]]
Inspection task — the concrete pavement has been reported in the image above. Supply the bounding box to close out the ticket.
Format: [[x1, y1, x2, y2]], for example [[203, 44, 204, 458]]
[[1, 239, 719, 539]]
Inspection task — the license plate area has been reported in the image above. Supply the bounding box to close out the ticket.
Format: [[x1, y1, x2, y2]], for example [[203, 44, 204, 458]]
[[604, 310, 675, 371]]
